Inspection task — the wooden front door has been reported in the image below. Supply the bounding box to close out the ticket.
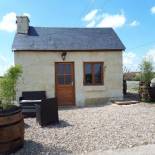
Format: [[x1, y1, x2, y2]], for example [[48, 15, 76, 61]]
[[55, 62, 75, 106]]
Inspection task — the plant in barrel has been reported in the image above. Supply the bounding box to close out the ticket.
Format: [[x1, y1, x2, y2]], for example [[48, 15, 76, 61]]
[[0, 65, 24, 154], [139, 59, 154, 102], [0, 65, 22, 109]]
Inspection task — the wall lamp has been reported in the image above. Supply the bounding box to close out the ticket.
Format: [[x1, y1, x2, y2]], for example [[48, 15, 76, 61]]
[[61, 52, 67, 61]]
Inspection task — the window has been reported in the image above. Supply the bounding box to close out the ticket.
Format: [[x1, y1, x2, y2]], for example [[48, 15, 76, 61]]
[[56, 63, 72, 85], [84, 62, 103, 85]]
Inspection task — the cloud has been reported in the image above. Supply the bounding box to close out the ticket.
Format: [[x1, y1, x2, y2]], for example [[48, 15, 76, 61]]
[[143, 48, 155, 70], [145, 48, 155, 63], [123, 52, 139, 71], [123, 49, 155, 71], [82, 9, 98, 22], [0, 12, 31, 32], [82, 9, 126, 29], [129, 20, 140, 27], [123, 52, 136, 65], [86, 20, 96, 27], [151, 6, 155, 14], [97, 13, 126, 28], [0, 12, 17, 32], [23, 13, 31, 18]]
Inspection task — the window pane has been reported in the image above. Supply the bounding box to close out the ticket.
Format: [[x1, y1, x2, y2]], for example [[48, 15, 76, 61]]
[[65, 75, 72, 84], [57, 64, 65, 75], [85, 64, 92, 84], [57, 75, 65, 84], [65, 64, 71, 74], [85, 64, 91, 74], [94, 64, 102, 84]]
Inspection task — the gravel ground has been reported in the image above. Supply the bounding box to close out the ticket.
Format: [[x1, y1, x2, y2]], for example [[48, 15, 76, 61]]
[[89, 144, 155, 155], [14, 103, 155, 155]]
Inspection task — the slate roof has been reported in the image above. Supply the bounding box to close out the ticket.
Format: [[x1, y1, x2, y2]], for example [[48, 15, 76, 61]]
[[12, 27, 125, 51]]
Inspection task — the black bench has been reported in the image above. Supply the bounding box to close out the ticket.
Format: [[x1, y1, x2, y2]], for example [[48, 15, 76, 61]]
[[19, 91, 46, 117]]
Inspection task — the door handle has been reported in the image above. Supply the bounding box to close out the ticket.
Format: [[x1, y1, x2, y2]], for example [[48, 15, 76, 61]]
[[71, 81, 74, 86]]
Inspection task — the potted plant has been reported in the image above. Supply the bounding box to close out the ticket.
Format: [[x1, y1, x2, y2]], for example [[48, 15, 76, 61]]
[[139, 59, 154, 102], [0, 65, 24, 154]]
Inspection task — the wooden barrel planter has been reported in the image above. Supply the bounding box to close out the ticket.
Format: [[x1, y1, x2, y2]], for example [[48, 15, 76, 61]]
[[0, 106, 24, 154]]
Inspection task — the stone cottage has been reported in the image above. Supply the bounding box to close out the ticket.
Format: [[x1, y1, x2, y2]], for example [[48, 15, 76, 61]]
[[12, 16, 125, 106]]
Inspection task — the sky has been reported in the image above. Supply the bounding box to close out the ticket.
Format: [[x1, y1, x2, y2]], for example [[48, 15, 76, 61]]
[[0, 0, 155, 75]]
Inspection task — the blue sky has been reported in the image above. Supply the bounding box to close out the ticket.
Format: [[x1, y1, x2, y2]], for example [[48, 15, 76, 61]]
[[0, 0, 155, 75]]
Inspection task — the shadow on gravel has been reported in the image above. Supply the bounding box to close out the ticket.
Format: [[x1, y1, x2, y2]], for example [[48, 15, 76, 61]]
[[59, 102, 112, 111], [14, 140, 72, 155], [124, 92, 140, 101], [47, 120, 73, 128], [24, 123, 30, 129]]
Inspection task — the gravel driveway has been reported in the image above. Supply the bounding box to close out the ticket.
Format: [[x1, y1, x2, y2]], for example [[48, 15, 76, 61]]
[[14, 103, 155, 155]]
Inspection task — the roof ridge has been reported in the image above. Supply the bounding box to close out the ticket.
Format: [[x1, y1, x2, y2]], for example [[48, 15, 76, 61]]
[[29, 26, 113, 30]]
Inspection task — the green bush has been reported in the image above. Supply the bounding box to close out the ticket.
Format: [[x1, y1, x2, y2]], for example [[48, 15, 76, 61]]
[[139, 59, 154, 84], [0, 65, 22, 109]]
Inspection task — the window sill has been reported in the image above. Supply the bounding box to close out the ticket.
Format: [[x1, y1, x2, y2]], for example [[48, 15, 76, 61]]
[[83, 85, 105, 92], [83, 84, 104, 86]]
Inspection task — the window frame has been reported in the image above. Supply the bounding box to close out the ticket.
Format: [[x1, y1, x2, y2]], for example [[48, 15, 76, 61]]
[[83, 62, 104, 86]]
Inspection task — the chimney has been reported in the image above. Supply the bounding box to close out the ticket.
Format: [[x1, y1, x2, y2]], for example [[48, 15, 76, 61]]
[[16, 16, 29, 34]]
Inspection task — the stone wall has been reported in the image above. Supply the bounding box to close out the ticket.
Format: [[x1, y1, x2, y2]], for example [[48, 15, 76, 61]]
[[14, 51, 123, 106]]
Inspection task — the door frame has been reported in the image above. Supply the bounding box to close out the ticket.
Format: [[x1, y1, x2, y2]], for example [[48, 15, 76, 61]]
[[55, 62, 76, 106]]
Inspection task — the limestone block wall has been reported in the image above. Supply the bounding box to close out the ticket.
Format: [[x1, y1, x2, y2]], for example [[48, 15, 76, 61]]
[[14, 51, 123, 106]]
